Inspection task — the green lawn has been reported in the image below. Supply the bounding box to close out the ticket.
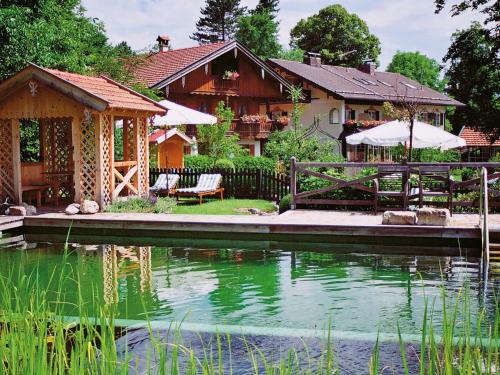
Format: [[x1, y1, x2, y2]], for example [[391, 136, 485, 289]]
[[172, 199, 277, 215]]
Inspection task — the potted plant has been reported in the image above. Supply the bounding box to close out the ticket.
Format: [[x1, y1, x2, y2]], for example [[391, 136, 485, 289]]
[[223, 70, 239, 80]]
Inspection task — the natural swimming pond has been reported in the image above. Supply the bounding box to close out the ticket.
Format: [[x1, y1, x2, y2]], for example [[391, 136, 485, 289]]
[[1, 239, 497, 339]]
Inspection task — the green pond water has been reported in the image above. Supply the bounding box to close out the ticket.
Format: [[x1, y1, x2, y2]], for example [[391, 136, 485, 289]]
[[1, 240, 498, 337]]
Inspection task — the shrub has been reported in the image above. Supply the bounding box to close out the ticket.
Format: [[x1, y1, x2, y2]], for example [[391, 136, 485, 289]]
[[214, 158, 236, 170], [184, 155, 215, 169], [231, 156, 276, 171], [105, 197, 176, 214], [279, 194, 291, 213]]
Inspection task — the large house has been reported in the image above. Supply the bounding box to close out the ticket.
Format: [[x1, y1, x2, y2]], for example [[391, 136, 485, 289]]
[[269, 54, 464, 161], [132, 37, 295, 156]]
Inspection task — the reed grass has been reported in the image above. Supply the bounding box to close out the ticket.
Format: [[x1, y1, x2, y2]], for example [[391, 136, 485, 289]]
[[0, 248, 498, 374]]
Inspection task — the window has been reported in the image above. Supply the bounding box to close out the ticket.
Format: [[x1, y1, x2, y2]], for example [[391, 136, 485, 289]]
[[366, 110, 380, 121], [238, 104, 248, 117], [329, 108, 339, 124], [345, 109, 356, 121], [199, 102, 209, 113], [211, 53, 239, 76]]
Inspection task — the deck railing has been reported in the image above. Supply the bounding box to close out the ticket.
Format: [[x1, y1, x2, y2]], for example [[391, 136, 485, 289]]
[[290, 158, 500, 211]]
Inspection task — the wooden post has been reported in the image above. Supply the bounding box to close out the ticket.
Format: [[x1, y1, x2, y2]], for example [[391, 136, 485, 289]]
[[290, 157, 297, 210], [133, 117, 140, 193], [144, 117, 150, 195], [109, 115, 115, 199], [11, 119, 22, 204], [72, 116, 82, 203], [95, 114, 103, 207]]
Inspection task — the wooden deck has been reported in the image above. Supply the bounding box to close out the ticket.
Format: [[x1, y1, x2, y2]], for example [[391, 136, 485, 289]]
[[15, 210, 491, 252], [0, 216, 24, 233]]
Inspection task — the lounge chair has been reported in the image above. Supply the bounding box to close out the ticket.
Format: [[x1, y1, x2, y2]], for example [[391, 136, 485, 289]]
[[150, 174, 180, 196], [418, 166, 454, 213], [176, 174, 224, 205], [374, 165, 410, 213]]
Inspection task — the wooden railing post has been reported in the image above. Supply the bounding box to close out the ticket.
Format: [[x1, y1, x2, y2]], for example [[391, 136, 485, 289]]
[[290, 157, 297, 210]]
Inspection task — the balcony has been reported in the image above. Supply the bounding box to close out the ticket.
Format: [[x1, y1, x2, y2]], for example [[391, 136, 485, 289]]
[[211, 75, 240, 93]]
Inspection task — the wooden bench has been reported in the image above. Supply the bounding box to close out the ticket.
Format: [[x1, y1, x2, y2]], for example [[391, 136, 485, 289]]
[[22, 184, 50, 208]]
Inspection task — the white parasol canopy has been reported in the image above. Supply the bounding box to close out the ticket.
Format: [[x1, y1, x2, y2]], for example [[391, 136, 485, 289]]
[[345, 120, 466, 150], [153, 99, 217, 126]]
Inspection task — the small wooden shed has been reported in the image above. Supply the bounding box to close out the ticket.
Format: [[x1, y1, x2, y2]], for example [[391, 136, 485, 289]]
[[149, 128, 193, 168], [0, 64, 166, 209]]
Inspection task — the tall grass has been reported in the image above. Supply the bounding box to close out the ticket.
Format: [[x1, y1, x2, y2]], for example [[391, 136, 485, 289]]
[[0, 250, 498, 374]]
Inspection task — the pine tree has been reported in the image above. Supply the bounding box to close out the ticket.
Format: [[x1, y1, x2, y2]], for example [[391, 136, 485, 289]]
[[191, 0, 246, 44], [254, 0, 279, 17]]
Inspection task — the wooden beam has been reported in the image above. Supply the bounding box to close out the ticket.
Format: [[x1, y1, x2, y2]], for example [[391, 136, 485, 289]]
[[71, 116, 82, 203], [110, 115, 115, 199], [95, 115, 103, 207], [11, 119, 22, 204]]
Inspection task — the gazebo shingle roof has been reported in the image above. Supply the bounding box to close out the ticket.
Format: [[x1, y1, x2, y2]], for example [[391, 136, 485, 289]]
[[45, 68, 166, 113]]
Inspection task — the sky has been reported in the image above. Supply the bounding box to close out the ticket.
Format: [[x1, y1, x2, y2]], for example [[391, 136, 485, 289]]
[[81, 0, 485, 69]]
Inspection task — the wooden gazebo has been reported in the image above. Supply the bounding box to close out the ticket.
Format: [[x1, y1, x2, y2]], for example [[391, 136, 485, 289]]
[[0, 64, 166, 209]]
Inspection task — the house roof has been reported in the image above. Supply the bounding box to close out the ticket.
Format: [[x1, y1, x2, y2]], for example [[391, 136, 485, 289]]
[[0, 64, 166, 114], [459, 127, 500, 147], [132, 40, 295, 93], [149, 128, 194, 145], [268, 59, 464, 107]]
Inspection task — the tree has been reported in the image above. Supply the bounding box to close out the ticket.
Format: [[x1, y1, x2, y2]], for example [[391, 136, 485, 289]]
[[277, 48, 305, 62], [191, 0, 246, 44], [443, 22, 499, 137], [235, 12, 281, 60], [0, 0, 129, 81], [434, 1, 498, 25], [253, 0, 279, 17], [387, 51, 446, 92], [289, 4, 381, 67], [197, 101, 243, 158]]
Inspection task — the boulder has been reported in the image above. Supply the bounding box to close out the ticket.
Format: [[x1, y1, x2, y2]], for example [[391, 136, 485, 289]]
[[8, 205, 26, 216], [382, 211, 417, 225], [65, 203, 81, 215], [21, 202, 37, 216], [80, 200, 99, 214], [417, 208, 450, 226]]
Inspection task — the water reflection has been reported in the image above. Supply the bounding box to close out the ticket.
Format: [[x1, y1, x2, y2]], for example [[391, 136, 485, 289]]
[[0, 242, 497, 335]]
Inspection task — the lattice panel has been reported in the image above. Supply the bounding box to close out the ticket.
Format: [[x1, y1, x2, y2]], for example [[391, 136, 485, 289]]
[[138, 247, 152, 292], [137, 117, 149, 197], [41, 118, 73, 201], [125, 118, 136, 161], [79, 118, 97, 201], [102, 245, 118, 305], [0, 120, 14, 202], [100, 115, 113, 206]]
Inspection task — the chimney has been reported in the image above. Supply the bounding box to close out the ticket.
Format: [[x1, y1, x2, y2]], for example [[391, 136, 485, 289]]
[[359, 60, 376, 75], [304, 52, 322, 67], [156, 35, 170, 52]]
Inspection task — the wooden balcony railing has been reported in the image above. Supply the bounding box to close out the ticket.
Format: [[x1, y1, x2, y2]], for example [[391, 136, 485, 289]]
[[211, 76, 240, 92]]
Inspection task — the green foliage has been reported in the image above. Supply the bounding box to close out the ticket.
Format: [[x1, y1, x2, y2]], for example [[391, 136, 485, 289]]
[[0, 0, 130, 81], [236, 12, 281, 60], [191, 0, 246, 44], [105, 197, 176, 214], [114, 125, 123, 161], [130, 83, 164, 101], [443, 22, 499, 137], [214, 158, 236, 170], [289, 4, 381, 66], [185, 155, 216, 169], [278, 48, 305, 62], [19, 119, 40, 162], [417, 148, 460, 163], [253, 0, 279, 17], [197, 101, 243, 158], [278, 193, 291, 213], [387, 51, 446, 92], [231, 156, 276, 171]]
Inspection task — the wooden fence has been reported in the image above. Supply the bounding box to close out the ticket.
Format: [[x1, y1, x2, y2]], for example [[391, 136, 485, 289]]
[[290, 158, 500, 211], [150, 168, 290, 202]]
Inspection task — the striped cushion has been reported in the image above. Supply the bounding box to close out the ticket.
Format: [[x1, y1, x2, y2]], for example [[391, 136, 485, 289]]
[[177, 174, 222, 193], [150, 174, 167, 191]]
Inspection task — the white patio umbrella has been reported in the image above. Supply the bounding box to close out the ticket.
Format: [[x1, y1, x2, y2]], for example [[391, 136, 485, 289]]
[[153, 99, 217, 126], [345, 120, 466, 150]]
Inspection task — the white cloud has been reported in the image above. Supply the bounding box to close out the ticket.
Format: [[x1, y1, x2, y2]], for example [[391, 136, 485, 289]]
[[82, 0, 485, 68]]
